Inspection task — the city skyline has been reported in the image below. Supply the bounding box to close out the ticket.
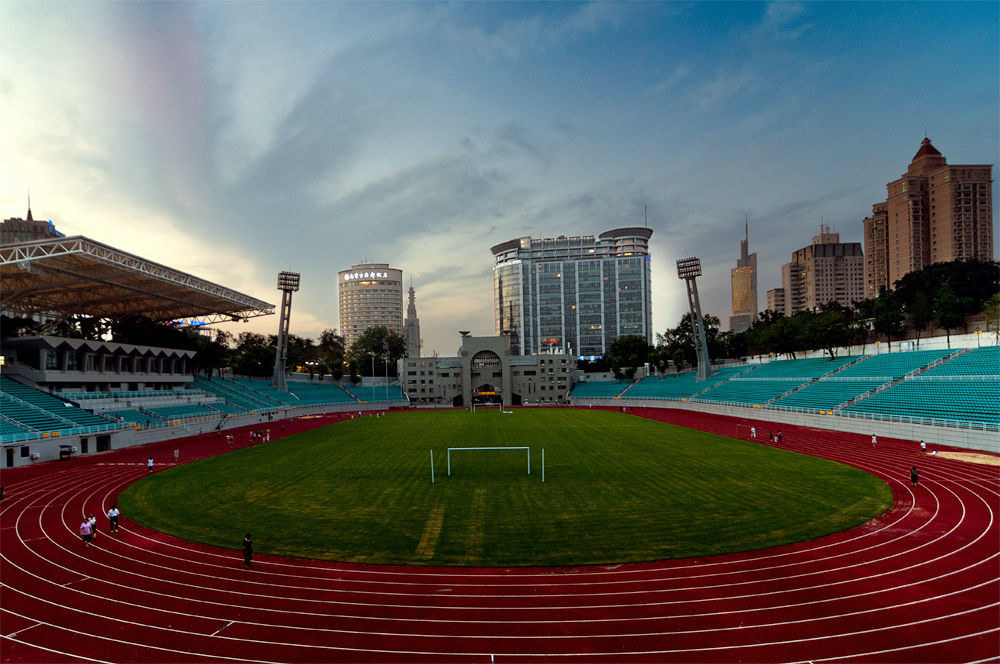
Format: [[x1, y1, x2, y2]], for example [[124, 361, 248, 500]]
[[1, 2, 997, 355]]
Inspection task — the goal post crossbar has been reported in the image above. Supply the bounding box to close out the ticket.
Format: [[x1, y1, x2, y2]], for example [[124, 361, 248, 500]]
[[447, 446, 530, 476]]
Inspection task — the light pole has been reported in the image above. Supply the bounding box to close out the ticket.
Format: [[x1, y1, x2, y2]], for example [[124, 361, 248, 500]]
[[272, 271, 300, 391], [676, 257, 712, 381]]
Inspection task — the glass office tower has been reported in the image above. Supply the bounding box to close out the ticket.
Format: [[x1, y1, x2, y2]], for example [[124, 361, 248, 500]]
[[491, 227, 653, 358]]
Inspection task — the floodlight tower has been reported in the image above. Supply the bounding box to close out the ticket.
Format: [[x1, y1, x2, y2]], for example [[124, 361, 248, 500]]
[[272, 271, 301, 391], [676, 257, 713, 381]]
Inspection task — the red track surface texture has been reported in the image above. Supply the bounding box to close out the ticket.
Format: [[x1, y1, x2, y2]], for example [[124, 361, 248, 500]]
[[1, 409, 997, 663]]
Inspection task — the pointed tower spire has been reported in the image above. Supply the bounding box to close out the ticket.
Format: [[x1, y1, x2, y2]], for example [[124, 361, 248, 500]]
[[26, 189, 33, 222], [404, 283, 422, 358]]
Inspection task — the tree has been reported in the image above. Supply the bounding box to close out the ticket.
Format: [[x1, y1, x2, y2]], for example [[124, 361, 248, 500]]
[[234, 332, 273, 377], [195, 330, 233, 377], [934, 283, 972, 348], [810, 302, 855, 359], [872, 288, 904, 351], [906, 291, 935, 348], [318, 329, 346, 366], [894, 259, 999, 313], [985, 293, 1000, 333], [348, 326, 406, 377], [606, 335, 652, 380]]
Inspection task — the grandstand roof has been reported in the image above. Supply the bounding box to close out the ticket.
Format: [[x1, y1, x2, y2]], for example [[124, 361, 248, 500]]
[[0, 236, 275, 325]]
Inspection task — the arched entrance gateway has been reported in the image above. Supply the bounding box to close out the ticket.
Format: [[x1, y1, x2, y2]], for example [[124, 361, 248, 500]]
[[460, 336, 513, 407], [471, 350, 502, 404]]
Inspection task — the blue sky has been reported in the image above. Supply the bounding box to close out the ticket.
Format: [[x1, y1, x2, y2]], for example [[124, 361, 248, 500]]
[[1, 1, 997, 356]]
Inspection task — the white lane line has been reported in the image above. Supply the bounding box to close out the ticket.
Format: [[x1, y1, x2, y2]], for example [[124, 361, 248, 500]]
[[212, 620, 236, 636], [5, 620, 42, 639]]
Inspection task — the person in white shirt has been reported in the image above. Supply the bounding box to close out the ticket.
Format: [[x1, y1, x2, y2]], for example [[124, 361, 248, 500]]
[[107, 505, 120, 533]]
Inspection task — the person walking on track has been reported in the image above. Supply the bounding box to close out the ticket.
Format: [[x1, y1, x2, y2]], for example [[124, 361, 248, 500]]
[[107, 504, 120, 533], [911, 466, 919, 486]]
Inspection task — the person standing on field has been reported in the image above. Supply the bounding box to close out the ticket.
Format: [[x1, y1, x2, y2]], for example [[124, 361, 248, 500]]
[[147, 457, 153, 471], [872, 434, 877, 448], [107, 504, 120, 533], [750, 426, 756, 439], [243, 533, 253, 568], [910, 466, 919, 486]]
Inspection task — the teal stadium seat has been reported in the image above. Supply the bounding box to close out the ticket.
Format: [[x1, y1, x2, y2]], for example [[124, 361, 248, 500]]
[[569, 381, 630, 399], [834, 349, 953, 379], [624, 366, 747, 401]]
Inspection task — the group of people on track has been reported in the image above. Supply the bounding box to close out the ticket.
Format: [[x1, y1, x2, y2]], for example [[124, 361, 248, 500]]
[[80, 504, 121, 547]]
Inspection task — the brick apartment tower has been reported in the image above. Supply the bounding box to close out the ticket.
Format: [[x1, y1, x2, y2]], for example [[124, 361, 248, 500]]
[[863, 138, 993, 297]]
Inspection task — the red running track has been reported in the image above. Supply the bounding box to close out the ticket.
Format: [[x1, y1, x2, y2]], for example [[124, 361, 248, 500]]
[[1, 408, 997, 662]]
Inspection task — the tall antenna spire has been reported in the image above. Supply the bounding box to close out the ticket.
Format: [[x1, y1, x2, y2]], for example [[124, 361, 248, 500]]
[[644, 204, 647, 228], [745, 213, 748, 244], [26, 188, 33, 222]]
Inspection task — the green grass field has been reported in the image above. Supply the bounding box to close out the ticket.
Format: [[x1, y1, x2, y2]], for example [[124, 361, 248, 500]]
[[120, 409, 892, 566]]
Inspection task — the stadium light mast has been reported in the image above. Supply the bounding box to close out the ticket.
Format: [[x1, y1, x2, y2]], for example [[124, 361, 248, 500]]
[[272, 271, 301, 391], [676, 257, 713, 381]]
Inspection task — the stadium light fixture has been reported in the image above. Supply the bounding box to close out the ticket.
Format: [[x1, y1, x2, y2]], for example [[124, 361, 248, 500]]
[[277, 271, 301, 292], [676, 257, 702, 279]]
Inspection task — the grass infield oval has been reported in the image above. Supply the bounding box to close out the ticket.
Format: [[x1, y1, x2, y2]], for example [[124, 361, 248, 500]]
[[120, 409, 892, 567]]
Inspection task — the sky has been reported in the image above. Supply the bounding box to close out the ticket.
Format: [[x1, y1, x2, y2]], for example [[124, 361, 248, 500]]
[[1, 1, 997, 357]]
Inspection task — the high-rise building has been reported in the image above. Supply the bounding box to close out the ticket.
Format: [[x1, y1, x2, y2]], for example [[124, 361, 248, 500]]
[[337, 263, 404, 350], [862, 202, 889, 299], [404, 285, 421, 358], [729, 220, 758, 332], [779, 228, 865, 315], [864, 138, 993, 294], [491, 227, 653, 358], [766, 287, 786, 314]]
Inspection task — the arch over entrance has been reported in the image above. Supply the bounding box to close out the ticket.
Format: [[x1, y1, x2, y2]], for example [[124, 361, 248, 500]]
[[460, 337, 513, 407]]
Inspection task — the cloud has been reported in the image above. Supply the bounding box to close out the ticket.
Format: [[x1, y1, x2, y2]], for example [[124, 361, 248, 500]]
[[447, 2, 631, 60]]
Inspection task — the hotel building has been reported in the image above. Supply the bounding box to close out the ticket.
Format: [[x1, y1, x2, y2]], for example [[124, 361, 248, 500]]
[[864, 138, 993, 296], [491, 227, 653, 358], [337, 263, 404, 349]]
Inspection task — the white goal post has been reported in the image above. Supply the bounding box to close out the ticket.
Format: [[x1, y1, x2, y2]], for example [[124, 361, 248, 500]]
[[447, 446, 530, 476]]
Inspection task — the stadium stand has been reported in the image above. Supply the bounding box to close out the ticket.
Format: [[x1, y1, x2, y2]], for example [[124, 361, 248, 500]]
[[692, 379, 809, 406], [772, 379, 888, 411], [740, 356, 859, 379], [342, 385, 405, 403], [146, 404, 220, 420], [833, 349, 955, 378], [192, 377, 280, 412], [287, 382, 357, 405], [845, 379, 1000, 426], [569, 381, 630, 399], [625, 366, 749, 401], [104, 409, 167, 428], [0, 376, 121, 441], [231, 378, 299, 406], [920, 347, 1000, 376], [204, 401, 244, 415]]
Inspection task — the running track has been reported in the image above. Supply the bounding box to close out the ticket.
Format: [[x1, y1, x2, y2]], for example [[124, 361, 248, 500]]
[[1, 409, 997, 662]]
